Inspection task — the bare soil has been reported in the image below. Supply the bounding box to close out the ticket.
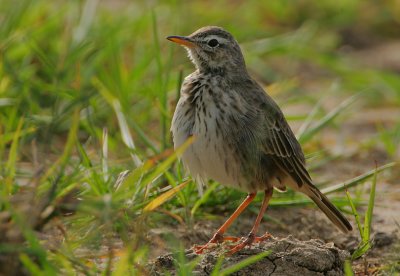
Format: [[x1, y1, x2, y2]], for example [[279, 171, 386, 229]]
[[148, 198, 399, 275]]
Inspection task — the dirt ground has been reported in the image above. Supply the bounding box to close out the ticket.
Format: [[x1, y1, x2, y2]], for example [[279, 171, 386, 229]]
[[149, 185, 399, 275]]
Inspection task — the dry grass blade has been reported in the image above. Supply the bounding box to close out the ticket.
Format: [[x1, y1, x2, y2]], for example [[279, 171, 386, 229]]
[[140, 136, 194, 189], [143, 180, 190, 212], [113, 99, 143, 167], [93, 77, 142, 167]]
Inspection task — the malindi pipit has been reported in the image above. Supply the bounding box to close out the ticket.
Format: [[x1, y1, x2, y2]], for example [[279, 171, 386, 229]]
[[167, 26, 352, 255]]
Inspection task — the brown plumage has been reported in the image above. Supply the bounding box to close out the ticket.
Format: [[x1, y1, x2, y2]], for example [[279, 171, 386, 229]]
[[168, 26, 352, 254]]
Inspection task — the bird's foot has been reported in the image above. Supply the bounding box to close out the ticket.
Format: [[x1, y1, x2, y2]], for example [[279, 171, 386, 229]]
[[227, 232, 271, 255], [193, 233, 242, 254]]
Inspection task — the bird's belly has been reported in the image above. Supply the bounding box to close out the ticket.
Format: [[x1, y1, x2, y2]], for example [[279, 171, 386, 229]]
[[184, 133, 240, 188], [173, 102, 246, 190]]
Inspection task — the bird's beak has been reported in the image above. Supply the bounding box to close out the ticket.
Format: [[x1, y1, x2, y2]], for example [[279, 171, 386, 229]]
[[167, 35, 195, 48]]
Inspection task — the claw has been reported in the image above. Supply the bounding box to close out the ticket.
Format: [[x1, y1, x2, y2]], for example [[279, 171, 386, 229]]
[[193, 234, 243, 254], [193, 243, 217, 254], [256, 232, 272, 242], [192, 190, 274, 255], [194, 233, 272, 254], [226, 232, 272, 255], [221, 236, 242, 242]]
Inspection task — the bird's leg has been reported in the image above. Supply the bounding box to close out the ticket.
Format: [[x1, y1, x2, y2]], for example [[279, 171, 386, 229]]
[[194, 193, 256, 254], [227, 188, 273, 255]]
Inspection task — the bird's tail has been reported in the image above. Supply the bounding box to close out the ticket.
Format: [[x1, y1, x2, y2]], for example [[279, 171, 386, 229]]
[[304, 184, 353, 233]]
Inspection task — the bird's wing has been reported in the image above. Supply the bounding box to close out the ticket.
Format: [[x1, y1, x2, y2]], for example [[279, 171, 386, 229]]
[[261, 102, 313, 188]]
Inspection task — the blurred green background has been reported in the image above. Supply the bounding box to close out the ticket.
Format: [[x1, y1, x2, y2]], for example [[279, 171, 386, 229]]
[[0, 0, 399, 274]]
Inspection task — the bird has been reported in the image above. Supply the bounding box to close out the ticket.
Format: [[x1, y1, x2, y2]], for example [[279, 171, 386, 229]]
[[167, 26, 352, 255]]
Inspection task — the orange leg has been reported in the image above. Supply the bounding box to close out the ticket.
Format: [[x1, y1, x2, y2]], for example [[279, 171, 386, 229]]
[[227, 188, 273, 255], [194, 193, 256, 254]]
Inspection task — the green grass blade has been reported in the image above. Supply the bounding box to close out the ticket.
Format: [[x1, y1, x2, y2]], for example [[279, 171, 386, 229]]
[[129, 118, 159, 155], [102, 128, 109, 182], [4, 117, 23, 194], [344, 259, 354, 276], [39, 109, 80, 189], [352, 241, 371, 260], [112, 249, 131, 276], [0, 127, 36, 145], [298, 94, 358, 144], [296, 99, 321, 139], [0, 0, 32, 38], [345, 190, 363, 238], [321, 162, 395, 195], [19, 253, 43, 275], [151, 10, 167, 151], [191, 182, 219, 216], [363, 167, 377, 243], [210, 256, 225, 276], [350, 167, 378, 260], [76, 141, 104, 195]]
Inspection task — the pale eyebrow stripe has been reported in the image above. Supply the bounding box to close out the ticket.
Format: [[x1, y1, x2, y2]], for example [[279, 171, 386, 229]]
[[205, 35, 229, 44]]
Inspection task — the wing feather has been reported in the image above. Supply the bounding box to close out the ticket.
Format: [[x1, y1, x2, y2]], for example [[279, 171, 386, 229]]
[[263, 111, 313, 187]]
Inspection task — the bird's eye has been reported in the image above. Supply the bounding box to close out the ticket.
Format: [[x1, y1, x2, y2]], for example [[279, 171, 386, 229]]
[[207, 39, 219, 47]]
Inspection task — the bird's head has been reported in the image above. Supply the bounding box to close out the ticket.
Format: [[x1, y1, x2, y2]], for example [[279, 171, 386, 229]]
[[167, 26, 246, 75]]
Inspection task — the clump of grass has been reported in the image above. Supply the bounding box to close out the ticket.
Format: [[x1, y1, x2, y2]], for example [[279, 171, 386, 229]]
[[346, 167, 377, 260], [343, 166, 382, 275]]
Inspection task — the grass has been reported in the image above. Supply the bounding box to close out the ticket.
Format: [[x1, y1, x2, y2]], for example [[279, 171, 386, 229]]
[[0, 0, 399, 274], [347, 167, 377, 260]]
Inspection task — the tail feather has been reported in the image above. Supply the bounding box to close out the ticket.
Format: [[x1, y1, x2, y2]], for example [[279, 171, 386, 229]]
[[305, 185, 353, 233]]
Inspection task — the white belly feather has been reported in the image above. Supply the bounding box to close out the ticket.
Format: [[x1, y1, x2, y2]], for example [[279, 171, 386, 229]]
[[171, 86, 244, 190]]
